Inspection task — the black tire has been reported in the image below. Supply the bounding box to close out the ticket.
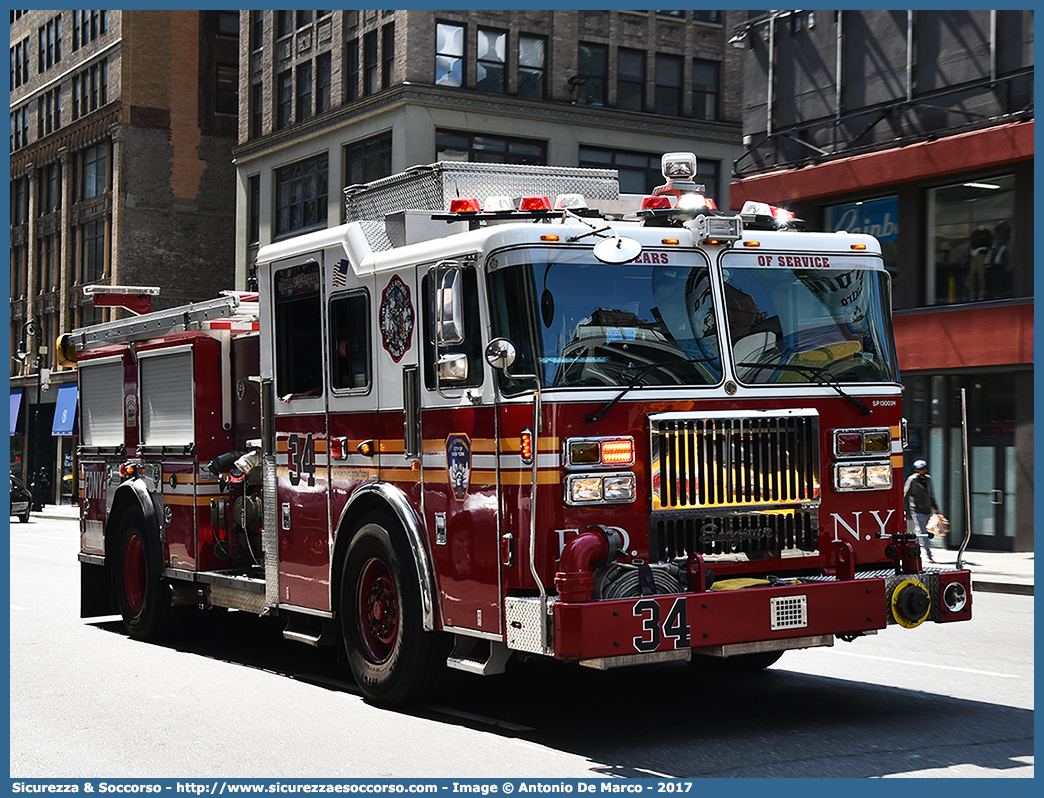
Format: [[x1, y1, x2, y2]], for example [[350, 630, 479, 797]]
[[19, 511, 30, 523], [113, 506, 175, 641], [340, 517, 443, 707], [690, 649, 784, 674]]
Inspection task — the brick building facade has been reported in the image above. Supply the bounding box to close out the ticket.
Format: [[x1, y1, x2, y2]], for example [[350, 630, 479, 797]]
[[8, 9, 238, 496]]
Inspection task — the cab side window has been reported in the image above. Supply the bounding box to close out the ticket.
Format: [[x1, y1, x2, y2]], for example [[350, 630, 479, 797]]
[[329, 291, 370, 392], [422, 266, 483, 390], [273, 262, 323, 400]]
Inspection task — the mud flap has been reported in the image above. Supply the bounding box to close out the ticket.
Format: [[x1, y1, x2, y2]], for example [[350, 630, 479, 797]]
[[80, 558, 117, 618]]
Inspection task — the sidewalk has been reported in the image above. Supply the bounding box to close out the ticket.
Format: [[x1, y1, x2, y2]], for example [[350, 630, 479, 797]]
[[30, 503, 1033, 596]]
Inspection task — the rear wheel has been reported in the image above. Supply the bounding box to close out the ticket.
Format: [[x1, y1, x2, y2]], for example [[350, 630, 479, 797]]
[[113, 507, 175, 640], [340, 517, 443, 707]]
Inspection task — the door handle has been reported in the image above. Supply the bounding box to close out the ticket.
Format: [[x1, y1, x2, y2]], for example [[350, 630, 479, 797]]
[[990, 490, 1003, 505]]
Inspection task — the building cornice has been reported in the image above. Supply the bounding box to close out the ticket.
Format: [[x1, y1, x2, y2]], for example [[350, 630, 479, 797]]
[[233, 83, 741, 164]]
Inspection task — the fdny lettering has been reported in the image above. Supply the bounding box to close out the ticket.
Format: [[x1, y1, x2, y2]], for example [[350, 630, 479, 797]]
[[831, 509, 896, 542], [757, 254, 832, 268], [633, 251, 670, 264], [84, 470, 105, 502]]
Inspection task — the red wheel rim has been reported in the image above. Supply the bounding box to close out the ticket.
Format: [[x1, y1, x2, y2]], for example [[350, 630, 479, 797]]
[[357, 557, 398, 662], [123, 533, 147, 613]]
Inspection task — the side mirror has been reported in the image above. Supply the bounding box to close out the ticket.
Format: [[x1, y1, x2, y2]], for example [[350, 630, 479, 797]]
[[484, 338, 517, 371], [436, 262, 465, 345], [437, 353, 469, 383]]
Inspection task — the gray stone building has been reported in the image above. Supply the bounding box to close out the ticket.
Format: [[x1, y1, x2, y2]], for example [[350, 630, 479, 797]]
[[8, 10, 238, 495], [233, 10, 746, 287]]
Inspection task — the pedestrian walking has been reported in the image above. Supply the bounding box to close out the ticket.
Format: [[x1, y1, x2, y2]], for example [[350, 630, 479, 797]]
[[32, 467, 51, 512], [904, 459, 939, 562]]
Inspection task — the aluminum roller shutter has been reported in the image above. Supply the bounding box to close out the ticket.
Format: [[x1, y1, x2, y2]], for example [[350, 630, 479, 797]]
[[80, 359, 125, 447], [140, 349, 195, 446]]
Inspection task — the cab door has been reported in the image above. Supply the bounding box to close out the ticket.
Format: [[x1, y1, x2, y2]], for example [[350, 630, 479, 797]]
[[418, 261, 502, 637], [270, 255, 332, 611]]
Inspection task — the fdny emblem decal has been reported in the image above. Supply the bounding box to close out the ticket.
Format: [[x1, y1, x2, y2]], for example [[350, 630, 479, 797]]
[[446, 434, 472, 501], [379, 275, 414, 362]]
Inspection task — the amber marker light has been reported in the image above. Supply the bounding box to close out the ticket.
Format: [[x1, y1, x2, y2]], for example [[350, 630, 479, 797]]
[[743, 240, 761, 247]]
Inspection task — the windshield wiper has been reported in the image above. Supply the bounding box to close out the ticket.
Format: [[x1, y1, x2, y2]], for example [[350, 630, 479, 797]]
[[584, 357, 718, 424], [736, 361, 872, 415]]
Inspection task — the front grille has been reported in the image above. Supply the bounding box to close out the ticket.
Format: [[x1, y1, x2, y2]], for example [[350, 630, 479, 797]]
[[650, 410, 820, 511], [650, 508, 818, 559]]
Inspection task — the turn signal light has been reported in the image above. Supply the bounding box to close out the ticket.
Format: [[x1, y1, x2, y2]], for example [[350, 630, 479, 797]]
[[600, 439, 634, 466], [520, 430, 533, 465]]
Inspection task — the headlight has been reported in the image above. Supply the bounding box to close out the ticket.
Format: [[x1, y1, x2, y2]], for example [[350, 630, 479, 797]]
[[566, 473, 636, 505], [833, 461, 893, 491]]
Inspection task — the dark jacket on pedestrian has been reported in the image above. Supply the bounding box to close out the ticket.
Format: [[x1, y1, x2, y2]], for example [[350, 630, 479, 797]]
[[903, 472, 938, 517]]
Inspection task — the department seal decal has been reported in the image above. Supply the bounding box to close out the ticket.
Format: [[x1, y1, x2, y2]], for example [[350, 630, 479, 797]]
[[379, 274, 414, 362], [446, 434, 472, 502]]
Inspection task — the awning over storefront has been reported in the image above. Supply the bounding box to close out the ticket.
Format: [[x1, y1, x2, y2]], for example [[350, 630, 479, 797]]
[[52, 383, 78, 436], [10, 389, 23, 435]]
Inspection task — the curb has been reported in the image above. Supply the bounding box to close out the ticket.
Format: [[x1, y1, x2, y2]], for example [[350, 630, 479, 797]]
[[972, 580, 1033, 597]]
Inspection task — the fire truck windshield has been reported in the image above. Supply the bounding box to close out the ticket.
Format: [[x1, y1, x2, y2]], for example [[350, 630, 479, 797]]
[[723, 264, 899, 385], [487, 250, 723, 390]]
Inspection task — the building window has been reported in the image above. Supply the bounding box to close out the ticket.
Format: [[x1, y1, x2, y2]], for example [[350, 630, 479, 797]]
[[579, 147, 720, 198], [435, 22, 464, 87], [316, 52, 331, 113], [296, 11, 312, 29], [80, 142, 108, 200], [276, 11, 293, 39], [576, 43, 608, 106], [654, 53, 683, 116], [275, 153, 328, 236], [72, 11, 107, 52], [517, 34, 546, 99], [344, 132, 392, 189], [81, 219, 106, 283], [382, 24, 395, 89], [436, 130, 546, 165], [617, 48, 645, 112], [38, 16, 62, 73], [11, 177, 28, 226], [476, 28, 506, 94], [276, 70, 293, 129], [691, 11, 722, 24], [217, 11, 239, 38], [10, 107, 29, 151], [216, 64, 238, 116], [72, 59, 108, 120], [296, 62, 313, 122], [248, 174, 260, 245], [40, 163, 59, 215], [38, 235, 58, 292], [38, 88, 62, 137], [363, 31, 378, 96], [927, 176, 1016, 305], [11, 37, 29, 87], [346, 39, 360, 102], [250, 83, 263, 137], [251, 10, 264, 51], [691, 59, 720, 121]]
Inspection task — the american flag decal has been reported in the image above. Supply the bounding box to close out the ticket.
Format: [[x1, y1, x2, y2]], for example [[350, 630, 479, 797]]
[[332, 259, 350, 287]]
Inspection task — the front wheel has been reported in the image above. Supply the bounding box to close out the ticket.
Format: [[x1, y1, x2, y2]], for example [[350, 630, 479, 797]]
[[340, 518, 443, 707], [113, 507, 175, 641], [19, 511, 30, 523]]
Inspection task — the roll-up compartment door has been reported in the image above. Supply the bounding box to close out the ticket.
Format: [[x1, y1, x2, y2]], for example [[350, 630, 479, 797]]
[[140, 349, 195, 447], [80, 359, 125, 447]]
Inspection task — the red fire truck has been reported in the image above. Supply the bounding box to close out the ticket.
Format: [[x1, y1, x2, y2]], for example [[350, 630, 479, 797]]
[[74, 153, 972, 707]]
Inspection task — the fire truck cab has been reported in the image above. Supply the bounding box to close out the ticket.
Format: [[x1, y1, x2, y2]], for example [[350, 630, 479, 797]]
[[76, 153, 972, 707]]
